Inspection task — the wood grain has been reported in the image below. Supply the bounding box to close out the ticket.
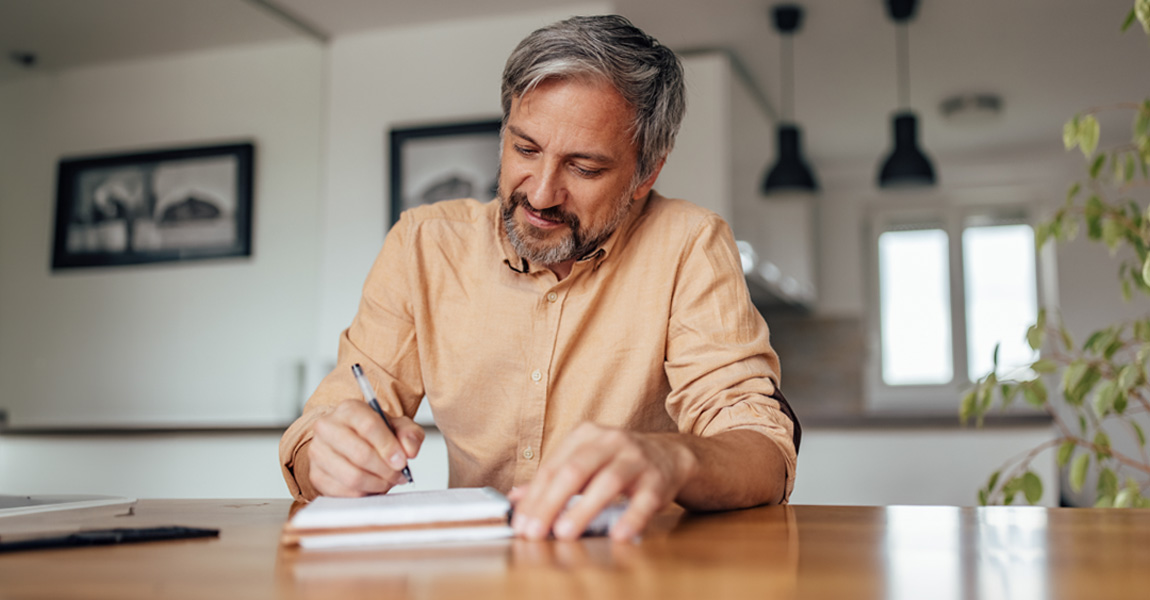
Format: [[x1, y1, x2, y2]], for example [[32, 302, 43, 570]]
[[2, 500, 1149, 599]]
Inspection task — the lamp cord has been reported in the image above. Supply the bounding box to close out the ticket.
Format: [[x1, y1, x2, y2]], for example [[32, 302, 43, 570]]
[[781, 35, 794, 123], [897, 22, 910, 109]]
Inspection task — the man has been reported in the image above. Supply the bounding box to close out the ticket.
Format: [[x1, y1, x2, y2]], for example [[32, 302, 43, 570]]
[[279, 15, 799, 542]]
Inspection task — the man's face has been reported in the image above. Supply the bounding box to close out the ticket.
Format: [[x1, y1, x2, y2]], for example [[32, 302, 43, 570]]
[[499, 77, 660, 266]]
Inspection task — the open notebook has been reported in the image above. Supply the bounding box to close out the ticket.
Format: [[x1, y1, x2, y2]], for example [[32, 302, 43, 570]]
[[283, 487, 513, 550], [282, 487, 627, 550]]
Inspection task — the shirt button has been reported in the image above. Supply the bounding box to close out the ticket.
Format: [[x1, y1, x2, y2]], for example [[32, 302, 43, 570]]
[[531, 369, 542, 382], [546, 292, 558, 303], [523, 447, 535, 460]]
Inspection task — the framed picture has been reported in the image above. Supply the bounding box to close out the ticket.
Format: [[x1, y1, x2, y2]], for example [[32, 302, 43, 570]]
[[52, 142, 255, 270], [388, 119, 502, 227]]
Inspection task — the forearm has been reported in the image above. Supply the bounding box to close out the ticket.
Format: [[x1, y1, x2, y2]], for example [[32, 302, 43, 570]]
[[654, 428, 788, 511]]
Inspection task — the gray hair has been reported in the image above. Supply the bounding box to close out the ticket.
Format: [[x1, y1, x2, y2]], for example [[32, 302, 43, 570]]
[[501, 15, 686, 185]]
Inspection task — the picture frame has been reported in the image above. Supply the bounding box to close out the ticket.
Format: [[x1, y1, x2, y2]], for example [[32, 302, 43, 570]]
[[51, 142, 255, 270], [388, 119, 502, 227]]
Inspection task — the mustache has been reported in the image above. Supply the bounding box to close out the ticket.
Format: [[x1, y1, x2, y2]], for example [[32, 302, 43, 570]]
[[506, 191, 580, 230]]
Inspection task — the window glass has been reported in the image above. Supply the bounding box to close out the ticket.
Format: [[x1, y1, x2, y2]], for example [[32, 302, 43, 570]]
[[878, 228, 954, 385], [963, 224, 1039, 381]]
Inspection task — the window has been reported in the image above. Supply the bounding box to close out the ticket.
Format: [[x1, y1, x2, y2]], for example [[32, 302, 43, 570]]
[[868, 207, 1041, 410]]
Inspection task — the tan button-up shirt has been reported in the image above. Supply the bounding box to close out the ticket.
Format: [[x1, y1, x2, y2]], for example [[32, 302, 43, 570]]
[[279, 192, 798, 501]]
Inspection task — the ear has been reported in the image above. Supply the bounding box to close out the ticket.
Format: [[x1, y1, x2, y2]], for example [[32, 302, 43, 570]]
[[632, 157, 666, 200]]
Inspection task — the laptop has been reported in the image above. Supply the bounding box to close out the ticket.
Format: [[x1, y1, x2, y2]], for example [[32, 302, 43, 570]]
[[0, 494, 136, 520]]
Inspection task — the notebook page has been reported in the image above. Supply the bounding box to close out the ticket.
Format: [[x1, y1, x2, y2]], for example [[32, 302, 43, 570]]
[[290, 487, 510, 530]]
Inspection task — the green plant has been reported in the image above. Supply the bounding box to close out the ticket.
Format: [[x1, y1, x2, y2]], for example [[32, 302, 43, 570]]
[[961, 1, 1150, 507]]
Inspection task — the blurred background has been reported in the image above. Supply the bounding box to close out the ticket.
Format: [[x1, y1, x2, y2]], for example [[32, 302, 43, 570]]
[[1, 0, 1147, 505]]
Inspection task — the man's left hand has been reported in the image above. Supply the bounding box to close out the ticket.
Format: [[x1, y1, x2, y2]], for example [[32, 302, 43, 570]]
[[508, 422, 698, 542]]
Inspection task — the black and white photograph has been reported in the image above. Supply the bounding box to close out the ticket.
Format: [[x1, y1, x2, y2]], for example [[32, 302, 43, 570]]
[[52, 142, 255, 269], [388, 119, 502, 227]]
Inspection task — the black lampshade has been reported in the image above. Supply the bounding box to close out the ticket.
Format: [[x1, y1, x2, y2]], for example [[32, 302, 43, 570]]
[[763, 124, 818, 194], [878, 112, 935, 188]]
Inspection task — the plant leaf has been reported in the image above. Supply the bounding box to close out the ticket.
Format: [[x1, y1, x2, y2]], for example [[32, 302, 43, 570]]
[[1102, 217, 1124, 253], [1095, 431, 1112, 459], [1093, 380, 1117, 418], [1059, 319, 1074, 350], [1081, 115, 1101, 158], [1134, 421, 1147, 447], [1091, 153, 1107, 179], [1085, 196, 1104, 240], [1022, 378, 1048, 407], [1027, 324, 1045, 351], [1070, 452, 1089, 492], [1057, 440, 1076, 467], [1022, 471, 1043, 505], [1097, 467, 1119, 498], [1124, 7, 1138, 32], [959, 389, 977, 424], [1138, 0, 1150, 35], [1064, 116, 1079, 150], [1031, 358, 1058, 373]]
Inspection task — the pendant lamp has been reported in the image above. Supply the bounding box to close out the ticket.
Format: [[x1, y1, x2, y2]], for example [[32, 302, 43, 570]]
[[877, 0, 936, 188], [762, 4, 818, 194]]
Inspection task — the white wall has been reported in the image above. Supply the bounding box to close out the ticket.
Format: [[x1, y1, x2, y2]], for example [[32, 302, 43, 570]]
[[0, 40, 326, 428], [791, 426, 1057, 506]]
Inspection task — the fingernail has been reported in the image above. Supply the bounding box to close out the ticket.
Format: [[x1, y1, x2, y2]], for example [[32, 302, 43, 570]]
[[389, 452, 406, 470], [553, 518, 575, 540], [611, 523, 635, 542], [526, 519, 546, 540]]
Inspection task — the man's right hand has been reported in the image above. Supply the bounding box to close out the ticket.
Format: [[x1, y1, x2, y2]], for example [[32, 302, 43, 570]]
[[306, 398, 424, 497]]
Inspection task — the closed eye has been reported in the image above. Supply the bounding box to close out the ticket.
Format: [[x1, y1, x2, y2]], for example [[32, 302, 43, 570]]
[[514, 145, 538, 157], [571, 164, 604, 178]]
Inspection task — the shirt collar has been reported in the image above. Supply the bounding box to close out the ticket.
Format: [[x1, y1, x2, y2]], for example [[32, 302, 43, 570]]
[[493, 191, 655, 275]]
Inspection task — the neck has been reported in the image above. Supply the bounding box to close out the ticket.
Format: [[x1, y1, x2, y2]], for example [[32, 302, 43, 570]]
[[548, 259, 575, 281]]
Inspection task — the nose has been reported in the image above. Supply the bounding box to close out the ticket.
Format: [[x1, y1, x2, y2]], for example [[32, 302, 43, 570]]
[[525, 160, 564, 211]]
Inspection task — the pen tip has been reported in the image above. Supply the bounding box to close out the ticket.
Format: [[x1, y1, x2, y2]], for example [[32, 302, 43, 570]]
[[351, 364, 362, 375]]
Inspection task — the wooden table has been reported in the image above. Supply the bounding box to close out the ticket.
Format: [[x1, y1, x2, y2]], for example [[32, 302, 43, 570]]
[[2, 499, 1150, 599]]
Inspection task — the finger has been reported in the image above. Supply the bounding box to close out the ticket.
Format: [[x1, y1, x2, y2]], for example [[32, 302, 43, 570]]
[[517, 420, 611, 508], [517, 444, 616, 540], [309, 434, 397, 495], [313, 415, 396, 479], [309, 450, 389, 497], [507, 486, 526, 503], [552, 458, 642, 540], [610, 482, 665, 542], [336, 400, 410, 474], [390, 415, 425, 458], [511, 424, 606, 537]]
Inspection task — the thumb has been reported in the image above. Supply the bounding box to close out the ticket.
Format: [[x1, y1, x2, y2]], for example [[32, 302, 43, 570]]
[[390, 415, 425, 458]]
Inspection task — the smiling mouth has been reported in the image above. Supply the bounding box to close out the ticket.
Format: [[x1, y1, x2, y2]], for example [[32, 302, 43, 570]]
[[521, 205, 567, 228]]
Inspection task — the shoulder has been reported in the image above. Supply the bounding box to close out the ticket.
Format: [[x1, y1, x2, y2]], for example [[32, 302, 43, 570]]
[[632, 191, 733, 246], [382, 199, 498, 265], [401, 198, 491, 227]]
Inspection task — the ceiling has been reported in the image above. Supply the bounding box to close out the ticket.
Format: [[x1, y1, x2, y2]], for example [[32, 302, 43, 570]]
[[2, 0, 1147, 167]]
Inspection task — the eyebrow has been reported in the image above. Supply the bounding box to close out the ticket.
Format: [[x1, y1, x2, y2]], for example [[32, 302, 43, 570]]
[[506, 125, 615, 165]]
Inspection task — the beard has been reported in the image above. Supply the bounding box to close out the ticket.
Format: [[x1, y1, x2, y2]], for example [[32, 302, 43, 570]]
[[500, 187, 635, 266]]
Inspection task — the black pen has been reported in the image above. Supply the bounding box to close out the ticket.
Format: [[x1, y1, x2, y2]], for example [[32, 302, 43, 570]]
[[351, 363, 414, 484]]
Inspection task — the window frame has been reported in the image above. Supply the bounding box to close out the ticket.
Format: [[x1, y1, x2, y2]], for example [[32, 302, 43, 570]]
[[864, 200, 1049, 413]]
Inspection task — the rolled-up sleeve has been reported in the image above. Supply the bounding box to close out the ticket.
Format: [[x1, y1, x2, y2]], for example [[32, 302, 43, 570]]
[[279, 213, 426, 501], [662, 214, 799, 502]]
